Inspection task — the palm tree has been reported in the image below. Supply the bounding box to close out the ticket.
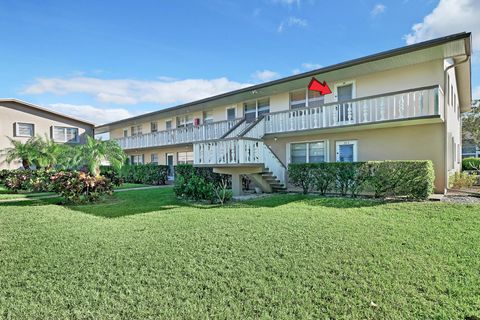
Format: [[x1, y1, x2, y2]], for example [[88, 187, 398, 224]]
[[74, 136, 127, 176], [3, 137, 41, 169], [34, 136, 72, 169]]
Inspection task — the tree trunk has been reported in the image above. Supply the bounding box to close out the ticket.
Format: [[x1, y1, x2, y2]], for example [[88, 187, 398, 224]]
[[22, 159, 30, 170]]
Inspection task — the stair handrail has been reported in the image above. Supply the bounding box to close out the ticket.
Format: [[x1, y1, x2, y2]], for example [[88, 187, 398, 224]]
[[262, 144, 286, 186], [239, 115, 266, 139]]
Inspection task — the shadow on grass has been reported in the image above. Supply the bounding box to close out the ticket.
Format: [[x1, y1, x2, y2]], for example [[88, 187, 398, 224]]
[[0, 188, 386, 218], [235, 193, 385, 209]]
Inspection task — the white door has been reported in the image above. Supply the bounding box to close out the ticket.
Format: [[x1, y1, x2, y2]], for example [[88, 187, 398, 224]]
[[166, 153, 174, 180], [336, 140, 357, 162], [335, 83, 354, 124]]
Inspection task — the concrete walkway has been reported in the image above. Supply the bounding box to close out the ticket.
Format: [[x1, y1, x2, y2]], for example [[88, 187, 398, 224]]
[[0, 185, 171, 203]]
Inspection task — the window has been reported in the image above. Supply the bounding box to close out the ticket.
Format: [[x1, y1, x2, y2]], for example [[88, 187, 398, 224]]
[[151, 122, 158, 133], [243, 98, 270, 123], [130, 154, 144, 165], [123, 129, 128, 138], [336, 140, 358, 162], [447, 75, 450, 105], [131, 125, 142, 136], [290, 90, 325, 109], [203, 111, 214, 124], [177, 115, 193, 128], [451, 137, 455, 169], [257, 98, 270, 117], [177, 151, 194, 164], [450, 84, 454, 107], [151, 153, 158, 164], [227, 107, 236, 121], [52, 126, 79, 143], [244, 101, 257, 123], [308, 90, 325, 108], [290, 141, 326, 164], [166, 120, 172, 130], [15, 123, 34, 137], [290, 90, 307, 109]]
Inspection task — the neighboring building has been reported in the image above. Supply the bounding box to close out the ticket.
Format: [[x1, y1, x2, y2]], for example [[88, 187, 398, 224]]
[[462, 100, 480, 159], [0, 99, 95, 169], [96, 32, 473, 194]]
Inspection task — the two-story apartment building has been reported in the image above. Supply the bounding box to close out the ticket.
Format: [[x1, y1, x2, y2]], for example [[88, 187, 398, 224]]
[[0, 99, 95, 170], [96, 32, 473, 195]]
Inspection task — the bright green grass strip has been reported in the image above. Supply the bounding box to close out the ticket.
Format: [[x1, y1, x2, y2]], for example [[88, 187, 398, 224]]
[[0, 188, 479, 319], [113, 183, 150, 190], [0, 186, 55, 200]]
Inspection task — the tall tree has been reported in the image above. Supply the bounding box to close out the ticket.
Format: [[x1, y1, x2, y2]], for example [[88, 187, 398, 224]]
[[3, 137, 41, 169], [462, 100, 480, 148], [74, 136, 127, 176]]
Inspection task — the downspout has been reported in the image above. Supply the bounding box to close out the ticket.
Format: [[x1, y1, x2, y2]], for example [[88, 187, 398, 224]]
[[443, 55, 469, 193]]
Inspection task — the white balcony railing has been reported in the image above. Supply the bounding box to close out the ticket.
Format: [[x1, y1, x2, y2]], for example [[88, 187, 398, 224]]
[[116, 119, 239, 150], [264, 85, 441, 135], [193, 138, 286, 185], [194, 138, 264, 165], [116, 86, 442, 150]]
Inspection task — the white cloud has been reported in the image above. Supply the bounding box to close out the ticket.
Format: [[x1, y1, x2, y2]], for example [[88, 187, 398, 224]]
[[371, 4, 386, 16], [47, 103, 142, 125], [252, 70, 281, 82], [474, 86, 480, 99], [24, 76, 253, 105], [404, 0, 480, 50], [301, 62, 322, 70], [292, 62, 322, 74], [277, 17, 307, 33], [271, 0, 301, 6]]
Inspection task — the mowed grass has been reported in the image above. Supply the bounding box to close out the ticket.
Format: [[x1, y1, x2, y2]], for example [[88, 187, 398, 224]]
[[0, 188, 479, 319], [113, 183, 150, 190], [0, 186, 55, 201]]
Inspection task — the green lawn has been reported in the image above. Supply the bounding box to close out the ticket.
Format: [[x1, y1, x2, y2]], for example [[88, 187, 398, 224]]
[[0, 186, 55, 200], [113, 183, 150, 190], [0, 188, 479, 319]]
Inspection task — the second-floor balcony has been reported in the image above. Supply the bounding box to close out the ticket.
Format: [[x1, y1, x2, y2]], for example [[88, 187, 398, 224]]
[[116, 119, 239, 150], [115, 85, 443, 150]]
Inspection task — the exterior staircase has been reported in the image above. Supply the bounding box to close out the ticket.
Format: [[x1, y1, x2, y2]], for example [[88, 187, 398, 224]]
[[194, 115, 287, 194]]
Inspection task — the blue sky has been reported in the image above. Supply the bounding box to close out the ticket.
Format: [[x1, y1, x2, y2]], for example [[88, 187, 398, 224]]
[[0, 0, 478, 124]]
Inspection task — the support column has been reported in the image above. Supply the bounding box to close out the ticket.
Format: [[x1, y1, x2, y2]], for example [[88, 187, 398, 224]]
[[231, 173, 243, 196]]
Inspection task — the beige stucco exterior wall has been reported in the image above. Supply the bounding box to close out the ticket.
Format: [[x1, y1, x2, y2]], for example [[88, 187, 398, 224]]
[[444, 58, 462, 179], [264, 122, 446, 192], [124, 145, 194, 166], [108, 59, 445, 141], [0, 101, 94, 170]]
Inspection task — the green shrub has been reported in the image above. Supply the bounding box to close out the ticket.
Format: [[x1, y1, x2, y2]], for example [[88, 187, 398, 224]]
[[449, 172, 477, 189], [367, 161, 434, 199], [50, 171, 113, 204], [288, 161, 434, 200], [462, 157, 480, 171], [175, 164, 228, 186], [288, 163, 315, 194], [174, 164, 232, 204], [99, 166, 124, 186], [310, 164, 336, 195], [2, 169, 55, 192], [101, 164, 168, 185]]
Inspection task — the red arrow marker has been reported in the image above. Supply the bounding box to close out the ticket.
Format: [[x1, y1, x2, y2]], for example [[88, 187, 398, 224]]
[[308, 77, 332, 95]]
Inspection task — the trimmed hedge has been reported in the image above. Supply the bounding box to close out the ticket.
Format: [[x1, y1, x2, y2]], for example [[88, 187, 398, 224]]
[[462, 157, 480, 171], [100, 164, 168, 185], [174, 164, 232, 203], [288, 160, 435, 200]]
